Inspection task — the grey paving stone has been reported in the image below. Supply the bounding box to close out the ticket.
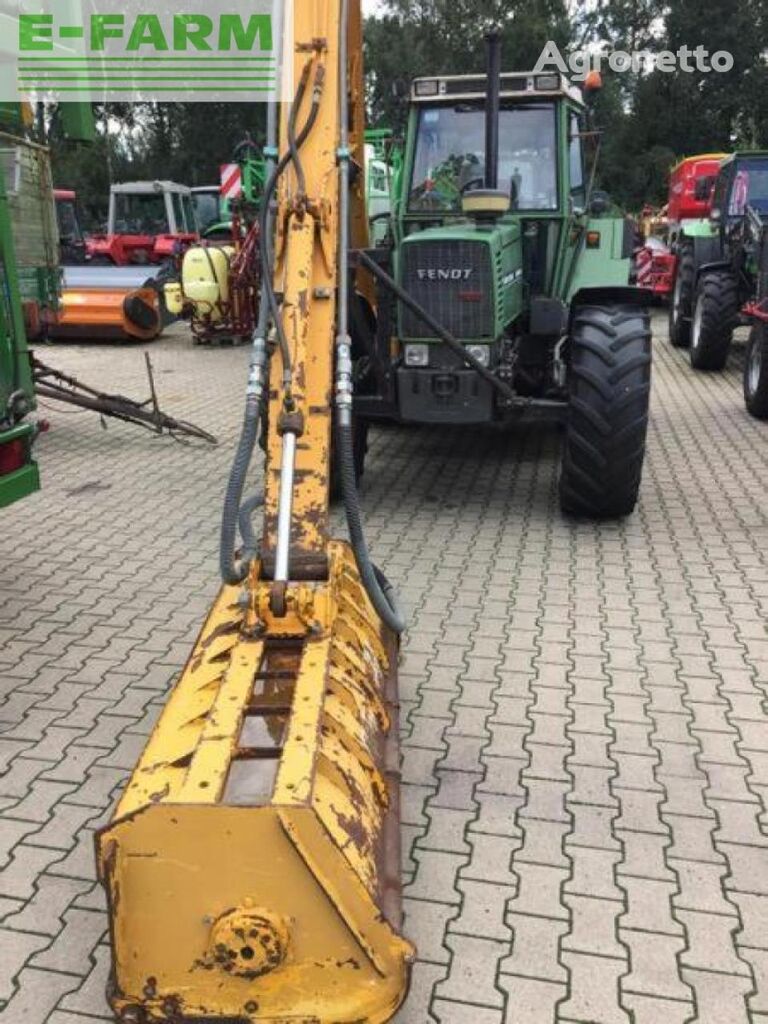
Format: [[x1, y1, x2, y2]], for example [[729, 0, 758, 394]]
[[2, 318, 768, 1021]]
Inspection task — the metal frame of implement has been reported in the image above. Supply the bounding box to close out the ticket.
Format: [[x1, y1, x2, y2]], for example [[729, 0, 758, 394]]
[[95, 1, 413, 1022]]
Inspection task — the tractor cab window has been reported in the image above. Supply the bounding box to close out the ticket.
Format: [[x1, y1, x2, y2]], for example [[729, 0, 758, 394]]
[[193, 192, 220, 232], [56, 200, 82, 242], [170, 192, 195, 233], [569, 112, 585, 209], [728, 160, 768, 217], [182, 193, 198, 233], [113, 193, 169, 235], [409, 101, 558, 213]]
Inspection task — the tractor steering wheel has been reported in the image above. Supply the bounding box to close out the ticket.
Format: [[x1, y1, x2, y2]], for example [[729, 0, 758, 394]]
[[460, 176, 485, 195]]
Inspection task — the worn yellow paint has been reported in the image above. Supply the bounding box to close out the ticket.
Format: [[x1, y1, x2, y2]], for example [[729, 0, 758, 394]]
[[98, 0, 410, 1019], [97, 544, 413, 1023]]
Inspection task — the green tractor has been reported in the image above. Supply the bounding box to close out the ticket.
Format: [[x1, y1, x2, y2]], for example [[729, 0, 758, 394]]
[[352, 38, 652, 518], [680, 152, 768, 373]]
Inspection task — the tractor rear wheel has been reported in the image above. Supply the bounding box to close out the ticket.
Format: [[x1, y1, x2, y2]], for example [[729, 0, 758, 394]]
[[744, 323, 768, 419], [560, 303, 652, 519], [690, 271, 738, 370], [668, 244, 694, 347]]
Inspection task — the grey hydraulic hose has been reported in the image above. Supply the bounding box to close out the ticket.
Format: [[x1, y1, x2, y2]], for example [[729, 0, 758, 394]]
[[334, 0, 406, 634]]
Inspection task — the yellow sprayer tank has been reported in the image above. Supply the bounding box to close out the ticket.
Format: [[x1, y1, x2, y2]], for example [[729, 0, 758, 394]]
[[181, 244, 234, 321]]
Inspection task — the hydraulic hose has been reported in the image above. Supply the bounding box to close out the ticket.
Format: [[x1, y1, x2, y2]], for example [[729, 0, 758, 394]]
[[219, 97, 278, 585], [335, 0, 406, 634], [259, 60, 324, 394]]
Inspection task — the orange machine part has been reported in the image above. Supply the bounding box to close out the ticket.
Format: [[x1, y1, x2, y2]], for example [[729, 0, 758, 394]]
[[47, 286, 162, 341]]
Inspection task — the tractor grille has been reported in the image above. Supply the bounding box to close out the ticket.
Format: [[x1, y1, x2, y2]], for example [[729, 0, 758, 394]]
[[400, 239, 494, 340]]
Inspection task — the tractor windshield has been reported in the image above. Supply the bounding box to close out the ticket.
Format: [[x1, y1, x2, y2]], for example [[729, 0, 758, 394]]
[[728, 159, 768, 217], [409, 101, 558, 213], [192, 191, 221, 233], [56, 200, 83, 242], [113, 193, 169, 235]]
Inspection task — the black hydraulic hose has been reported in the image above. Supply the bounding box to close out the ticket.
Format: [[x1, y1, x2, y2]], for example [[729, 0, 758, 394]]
[[356, 249, 518, 403], [219, 405, 261, 584], [335, 0, 406, 635], [219, 97, 278, 585], [259, 62, 323, 391], [337, 423, 406, 633]]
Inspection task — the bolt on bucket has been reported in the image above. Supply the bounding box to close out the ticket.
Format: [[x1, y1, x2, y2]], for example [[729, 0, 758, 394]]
[[96, 543, 413, 1024]]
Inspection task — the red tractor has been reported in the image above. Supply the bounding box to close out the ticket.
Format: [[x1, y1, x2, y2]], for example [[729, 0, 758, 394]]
[[636, 154, 726, 304], [86, 181, 199, 266]]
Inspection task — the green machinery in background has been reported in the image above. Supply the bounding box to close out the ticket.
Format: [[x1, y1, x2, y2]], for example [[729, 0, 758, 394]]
[[0, 103, 93, 509], [365, 128, 403, 244]]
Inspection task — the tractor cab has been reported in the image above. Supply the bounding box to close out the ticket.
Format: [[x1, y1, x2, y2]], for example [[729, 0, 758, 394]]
[[191, 185, 223, 235], [86, 181, 199, 266], [710, 152, 768, 223], [405, 77, 569, 218]]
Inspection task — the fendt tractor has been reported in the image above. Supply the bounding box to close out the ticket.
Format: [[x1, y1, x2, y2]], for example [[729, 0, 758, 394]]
[[352, 48, 652, 518], [93, 17, 651, 1024]]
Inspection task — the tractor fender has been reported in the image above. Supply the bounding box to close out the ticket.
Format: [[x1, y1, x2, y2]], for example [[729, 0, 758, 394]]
[[694, 258, 732, 286], [571, 285, 652, 314], [691, 234, 723, 268]]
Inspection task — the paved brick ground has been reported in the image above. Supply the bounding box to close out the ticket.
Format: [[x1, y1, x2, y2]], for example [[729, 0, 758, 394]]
[[1, 315, 767, 1023]]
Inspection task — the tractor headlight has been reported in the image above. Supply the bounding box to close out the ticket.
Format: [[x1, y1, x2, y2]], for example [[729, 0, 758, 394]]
[[465, 344, 491, 367], [535, 73, 560, 91], [404, 344, 429, 367]]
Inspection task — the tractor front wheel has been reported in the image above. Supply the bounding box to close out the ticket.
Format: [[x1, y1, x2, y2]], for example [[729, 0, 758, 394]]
[[560, 304, 652, 519], [668, 244, 694, 347], [690, 271, 738, 370], [744, 324, 768, 419]]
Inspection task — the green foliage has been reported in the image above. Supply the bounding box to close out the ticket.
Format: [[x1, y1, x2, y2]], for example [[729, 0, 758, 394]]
[[40, 0, 768, 218], [366, 0, 768, 210]]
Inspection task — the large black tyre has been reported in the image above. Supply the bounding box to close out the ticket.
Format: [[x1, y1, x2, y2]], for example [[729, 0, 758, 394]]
[[560, 304, 652, 519], [744, 323, 768, 419], [690, 271, 739, 370], [668, 244, 694, 347]]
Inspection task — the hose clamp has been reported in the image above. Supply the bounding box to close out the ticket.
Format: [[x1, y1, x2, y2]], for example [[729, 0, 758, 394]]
[[246, 336, 268, 398]]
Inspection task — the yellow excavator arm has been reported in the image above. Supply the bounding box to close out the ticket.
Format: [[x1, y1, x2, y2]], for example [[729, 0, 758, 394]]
[[95, 2, 413, 1022]]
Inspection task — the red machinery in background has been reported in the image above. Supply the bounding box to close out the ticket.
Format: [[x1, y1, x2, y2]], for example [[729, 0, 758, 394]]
[[636, 153, 726, 299], [86, 181, 199, 266]]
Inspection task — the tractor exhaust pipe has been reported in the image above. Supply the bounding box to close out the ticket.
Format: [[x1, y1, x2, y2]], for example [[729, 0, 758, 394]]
[[484, 31, 501, 190]]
